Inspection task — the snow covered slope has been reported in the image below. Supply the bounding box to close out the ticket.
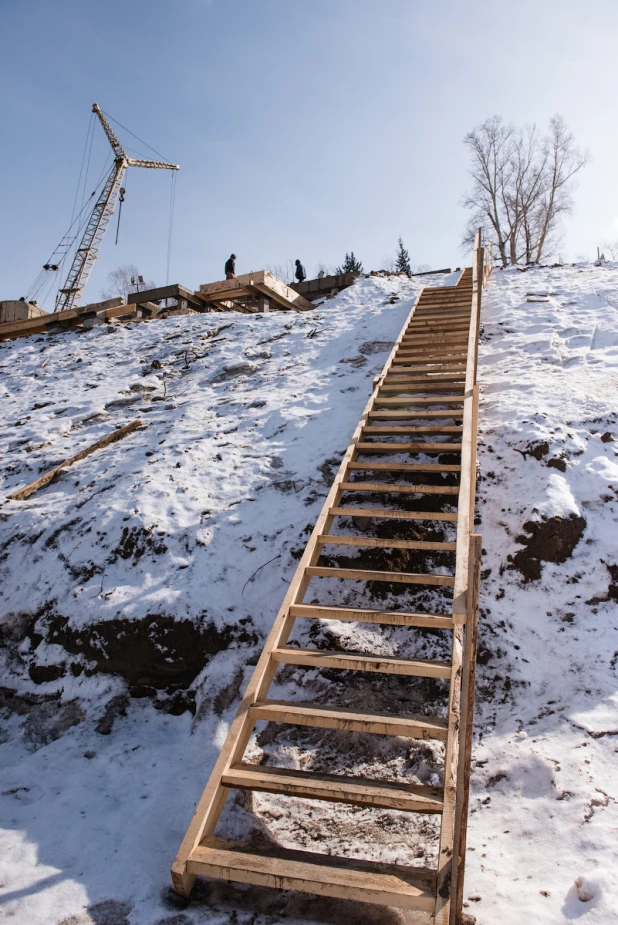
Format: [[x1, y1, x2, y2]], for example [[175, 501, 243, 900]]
[[468, 263, 618, 924], [0, 273, 438, 925], [1, 263, 617, 925]]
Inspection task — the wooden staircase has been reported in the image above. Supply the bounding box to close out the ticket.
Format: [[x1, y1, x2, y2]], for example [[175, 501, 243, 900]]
[[172, 236, 488, 924]]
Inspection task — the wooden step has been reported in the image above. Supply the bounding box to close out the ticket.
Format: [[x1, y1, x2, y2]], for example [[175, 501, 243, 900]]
[[374, 394, 465, 404], [347, 461, 461, 472], [392, 354, 467, 363], [289, 603, 454, 628], [187, 838, 437, 912], [384, 374, 465, 383], [305, 566, 455, 586], [354, 442, 462, 453], [341, 480, 458, 495], [362, 426, 462, 434], [394, 354, 468, 363], [340, 481, 458, 496], [366, 409, 463, 419], [367, 411, 462, 420], [397, 337, 468, 348], [379, 383, 465, 393], [403, 324, 470, 334], [411, 311, 470, 319], [317, 533, 456, 551], [222, 762, 444, 814], [403, 327, 470, 337], [272, 646, 452, 677], [249, 699, 449, 740], [389, 364, 466, 374], [330, 506, 458, 522], [374, 397, 465, 406]]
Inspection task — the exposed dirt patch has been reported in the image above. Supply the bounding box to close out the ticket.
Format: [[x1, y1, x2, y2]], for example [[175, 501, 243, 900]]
[[42, 612, 257, 697], [109, 526, 168, 563], [2, 606, 258, 713], [512, 514, 586, 581]]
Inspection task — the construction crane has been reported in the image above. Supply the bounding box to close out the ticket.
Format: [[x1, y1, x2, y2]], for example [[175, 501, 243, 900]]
[[52, 103, 179, 313]]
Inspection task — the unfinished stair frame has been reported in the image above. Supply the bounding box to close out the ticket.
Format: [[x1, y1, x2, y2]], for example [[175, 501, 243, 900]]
[[172, 235, 487, 923]]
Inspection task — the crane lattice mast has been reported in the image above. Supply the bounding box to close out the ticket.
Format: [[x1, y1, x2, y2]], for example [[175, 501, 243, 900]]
[[55, 103, 179, 313]]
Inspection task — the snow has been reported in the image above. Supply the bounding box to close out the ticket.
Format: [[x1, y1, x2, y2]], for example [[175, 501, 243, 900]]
[[1, 263, 618, 924]]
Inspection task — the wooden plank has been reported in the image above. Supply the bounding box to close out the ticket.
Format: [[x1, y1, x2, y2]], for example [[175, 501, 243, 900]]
[[317, 534, 456, 551], [223, 762, 444, 813], [8, 420, 143, 501], [250, 699, 449, 740], [305, 566, 455, 586], [367, 409, 464, 419], [188, 838, 437, 912], [452, 534, 482, 924], [339, 481, 458, 496], [386, 370, 466, 379], [362, 425, 463, 434], [272, 646, 452, 678], [289, 603, 454, 629], [435, 233, 480, 925], [252, 272, 314, 312], [388, 365, 467, 374], [354, 442, 462, 453], [330, 506, 458, 522], [398, 331, 468, 344], [340, 481, 459, 496], [374, 395, 465, 405], [347, 460, 461, 471], [378, 384, 465, 393], [403, 323, 470, 334]]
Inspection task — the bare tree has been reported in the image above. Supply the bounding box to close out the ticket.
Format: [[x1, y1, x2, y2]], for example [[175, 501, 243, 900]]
[[532, 116, 589, 263], [463, 115, 588, 266], [462, 116, 517, 267], [100, 264, 155, 302]]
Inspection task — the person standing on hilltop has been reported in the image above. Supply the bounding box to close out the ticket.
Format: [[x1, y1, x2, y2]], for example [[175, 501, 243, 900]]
[[225, 254, 236, 279], [295, 259, 306, 284]]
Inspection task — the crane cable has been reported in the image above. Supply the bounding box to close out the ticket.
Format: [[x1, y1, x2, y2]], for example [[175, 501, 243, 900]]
[[166, 169, 177, 287], [70, 112, 94, 230], [101, 108, 174, 165]]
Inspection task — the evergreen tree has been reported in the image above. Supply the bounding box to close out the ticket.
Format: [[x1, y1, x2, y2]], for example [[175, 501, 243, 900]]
[[395, 237, 412, 276], [335, 251, 363, 275]]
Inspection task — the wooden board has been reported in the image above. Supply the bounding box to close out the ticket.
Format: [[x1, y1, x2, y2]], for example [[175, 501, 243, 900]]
[[199, 270, 314, 312]]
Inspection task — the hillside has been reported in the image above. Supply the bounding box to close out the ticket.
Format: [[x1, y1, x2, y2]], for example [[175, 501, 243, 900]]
[[1, 264, 617, 924]]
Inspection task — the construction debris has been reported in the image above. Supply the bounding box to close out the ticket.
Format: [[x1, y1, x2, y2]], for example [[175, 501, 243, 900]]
[[8, 419, 143, 501]]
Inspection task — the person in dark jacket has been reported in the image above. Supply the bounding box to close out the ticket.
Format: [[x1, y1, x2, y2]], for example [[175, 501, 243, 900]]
[[225, 254, 236, 279], [295, 259, 306, 283]]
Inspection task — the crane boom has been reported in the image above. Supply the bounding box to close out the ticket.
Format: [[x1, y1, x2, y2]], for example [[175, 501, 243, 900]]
[[54, 103, 179, 313]]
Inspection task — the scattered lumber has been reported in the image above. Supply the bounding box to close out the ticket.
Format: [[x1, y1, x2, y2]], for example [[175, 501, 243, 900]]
[[199, 271, 314, 312], [8, 419, 143, 501]]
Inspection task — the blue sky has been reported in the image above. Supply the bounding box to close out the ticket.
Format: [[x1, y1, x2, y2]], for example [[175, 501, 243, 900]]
[[2, 0, 618, 308]]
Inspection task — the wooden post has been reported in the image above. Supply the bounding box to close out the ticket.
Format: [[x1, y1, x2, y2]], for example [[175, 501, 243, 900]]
[[451, 533, 482, 924]]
